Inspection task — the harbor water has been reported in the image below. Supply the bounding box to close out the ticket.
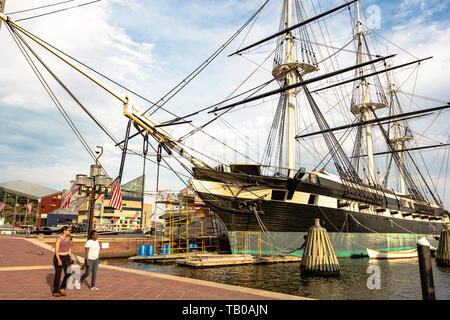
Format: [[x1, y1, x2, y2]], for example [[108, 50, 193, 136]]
[[104, 256, 450, 300]]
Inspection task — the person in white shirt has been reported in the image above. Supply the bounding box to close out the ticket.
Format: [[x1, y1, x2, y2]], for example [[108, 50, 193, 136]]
[[80, 230, 100, 290]]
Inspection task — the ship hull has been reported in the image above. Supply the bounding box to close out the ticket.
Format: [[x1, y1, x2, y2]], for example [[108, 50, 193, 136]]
[[196, 191, 443, 234], [191, 168, 448, 257], [195, 191, 444, 257], [191, 166, 448, 257]]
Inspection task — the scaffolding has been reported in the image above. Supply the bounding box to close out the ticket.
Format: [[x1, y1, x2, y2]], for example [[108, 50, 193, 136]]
[[151, 190, 222, 255], [233, 231, 262, 256]]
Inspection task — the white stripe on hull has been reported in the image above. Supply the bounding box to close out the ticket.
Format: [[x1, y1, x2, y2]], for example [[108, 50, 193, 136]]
[[190, 178, 449, 224]]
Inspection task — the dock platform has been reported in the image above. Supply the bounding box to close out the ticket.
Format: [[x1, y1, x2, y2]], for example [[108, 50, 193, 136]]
[[128, 252, 208, 263], [129, 253, 301, 267], [176, 254, 301, 268]]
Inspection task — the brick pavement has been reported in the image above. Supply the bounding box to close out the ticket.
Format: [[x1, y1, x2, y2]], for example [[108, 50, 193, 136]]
[[0, 235, 308, 300]]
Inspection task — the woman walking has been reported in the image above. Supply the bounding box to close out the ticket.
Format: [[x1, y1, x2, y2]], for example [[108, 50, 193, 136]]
[[52, 226, 74, 297], [80, 230, 100, 290]]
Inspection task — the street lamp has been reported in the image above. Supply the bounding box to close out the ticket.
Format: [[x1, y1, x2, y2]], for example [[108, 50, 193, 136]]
[[74, 146, 112, 240]]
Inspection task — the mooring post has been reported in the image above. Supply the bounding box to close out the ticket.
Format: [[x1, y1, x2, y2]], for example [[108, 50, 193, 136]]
[[436, 224, 450, 267], [300, 219, 340, 276], [417, 237, 435, 300]]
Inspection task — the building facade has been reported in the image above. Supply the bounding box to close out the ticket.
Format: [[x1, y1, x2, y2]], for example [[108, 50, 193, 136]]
[[0, 180, 62, 228]]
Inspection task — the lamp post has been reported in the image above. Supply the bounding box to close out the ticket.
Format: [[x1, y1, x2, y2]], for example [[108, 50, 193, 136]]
[[74, 146, 112, 240]]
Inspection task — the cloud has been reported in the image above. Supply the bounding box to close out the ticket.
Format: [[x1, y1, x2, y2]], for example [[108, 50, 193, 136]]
[[0, 0, 448, 206]]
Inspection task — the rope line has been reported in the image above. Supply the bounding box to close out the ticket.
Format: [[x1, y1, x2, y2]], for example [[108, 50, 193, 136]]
[[6, 0, 75, 15], [16, 0, 102, 22]]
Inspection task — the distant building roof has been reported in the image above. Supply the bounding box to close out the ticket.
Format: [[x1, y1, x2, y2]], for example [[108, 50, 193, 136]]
[[0, 180, 61, 199]]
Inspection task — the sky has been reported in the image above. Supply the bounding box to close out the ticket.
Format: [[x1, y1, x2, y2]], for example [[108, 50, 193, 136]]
[[0, 0, 449, 207]]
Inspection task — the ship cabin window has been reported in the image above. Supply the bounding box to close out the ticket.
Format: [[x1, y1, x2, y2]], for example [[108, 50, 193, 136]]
[[271, 190, 286, 201], [308, 194, 317, 205]]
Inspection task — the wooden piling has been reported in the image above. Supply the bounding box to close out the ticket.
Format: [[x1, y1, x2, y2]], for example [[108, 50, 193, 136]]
[[300, 219, 339, 276], [417, 237, 435, 300], [436, 224, 450, 267]]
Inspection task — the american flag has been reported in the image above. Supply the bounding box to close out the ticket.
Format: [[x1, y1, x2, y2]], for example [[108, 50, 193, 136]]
[[62, 184, 80, 209], [0, 202, 6, 212], [109, 179, 123, 212], [26, 203, 32, 215]]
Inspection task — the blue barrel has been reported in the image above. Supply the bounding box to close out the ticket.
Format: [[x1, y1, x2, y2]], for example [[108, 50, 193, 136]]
[[188, 243, 198, 252], [147, 245, 154, 256], [139, 245, 146, 256], [161, 244, 171, 254]]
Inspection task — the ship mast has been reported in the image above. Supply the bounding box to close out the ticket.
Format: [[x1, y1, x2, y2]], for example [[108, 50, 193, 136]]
[[351, 0, 388, 185], [357, 0, 375, 184], [385, 54, 412, 194], [268, 0, 318, 177], [286, 0, 296, 174]]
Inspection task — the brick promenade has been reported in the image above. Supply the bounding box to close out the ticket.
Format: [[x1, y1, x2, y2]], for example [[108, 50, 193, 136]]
[[0, 235, 308, 300]]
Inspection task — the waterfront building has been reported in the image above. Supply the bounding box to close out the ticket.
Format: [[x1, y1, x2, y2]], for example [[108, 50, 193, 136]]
[[0, 180, 62, 228]]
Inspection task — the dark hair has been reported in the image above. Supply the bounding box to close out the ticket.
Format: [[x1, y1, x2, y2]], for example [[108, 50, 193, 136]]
[[89, 230, 98, 239], [60, 226, 70, 233]]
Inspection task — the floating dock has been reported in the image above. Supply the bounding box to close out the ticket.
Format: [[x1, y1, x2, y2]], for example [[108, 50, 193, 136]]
[[129, 252, 207, 263], [129, 253, 301, 267], [176, 254, 301, 268]]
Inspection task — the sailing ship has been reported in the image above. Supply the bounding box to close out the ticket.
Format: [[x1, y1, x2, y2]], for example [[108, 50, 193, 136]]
[[1, 0, 449, 257], [185, 0, 450, 256]]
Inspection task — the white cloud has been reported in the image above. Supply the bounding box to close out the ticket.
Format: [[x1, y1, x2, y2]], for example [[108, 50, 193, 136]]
[[0, 0, 448, 206]]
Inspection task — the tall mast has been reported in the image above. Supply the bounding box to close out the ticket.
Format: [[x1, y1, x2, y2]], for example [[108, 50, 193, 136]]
[[357, 0, 375, 184], [385, 53, 412, 194], [286, 0, 296, 173], [266, 0, 318, 176], [351, 0, 388, 185]]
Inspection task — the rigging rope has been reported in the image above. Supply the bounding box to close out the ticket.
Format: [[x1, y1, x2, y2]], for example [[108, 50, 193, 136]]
[[16, 0, 102, 22], [6, 0, 75, 15], [145, 0, 272, 117], [5, 15, 257, 167], [7, 21, 197, 182], [6, 23, 110, 177]]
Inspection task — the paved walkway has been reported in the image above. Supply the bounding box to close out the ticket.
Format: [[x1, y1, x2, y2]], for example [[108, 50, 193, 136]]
[[0, 235, 308, 300]]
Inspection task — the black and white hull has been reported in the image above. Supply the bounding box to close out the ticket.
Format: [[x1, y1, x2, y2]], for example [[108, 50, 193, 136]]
[[191, 167, 448, 256]]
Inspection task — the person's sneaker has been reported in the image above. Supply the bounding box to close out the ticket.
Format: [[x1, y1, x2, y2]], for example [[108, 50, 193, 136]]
[[75, 282, 81, 290], [59, 289, 67, 296], [53, 292, 61, 297], [90, 287, 99, 291]]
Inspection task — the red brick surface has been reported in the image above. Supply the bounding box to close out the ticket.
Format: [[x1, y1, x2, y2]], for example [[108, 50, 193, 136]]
[[0, 237, 52, 267], [0, 235, 305, 300]]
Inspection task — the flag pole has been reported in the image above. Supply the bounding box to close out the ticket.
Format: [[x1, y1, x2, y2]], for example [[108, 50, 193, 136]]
[[140, 134, 148, 231], [87, 189, 95, 241]]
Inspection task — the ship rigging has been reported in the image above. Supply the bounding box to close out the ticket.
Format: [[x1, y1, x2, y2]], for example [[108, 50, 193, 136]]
[[1, 0, 449, 256]]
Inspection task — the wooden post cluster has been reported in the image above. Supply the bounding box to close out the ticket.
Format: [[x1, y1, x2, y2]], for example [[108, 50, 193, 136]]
[[300, 219, 340, 276], [436, 223, 450, 267]]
